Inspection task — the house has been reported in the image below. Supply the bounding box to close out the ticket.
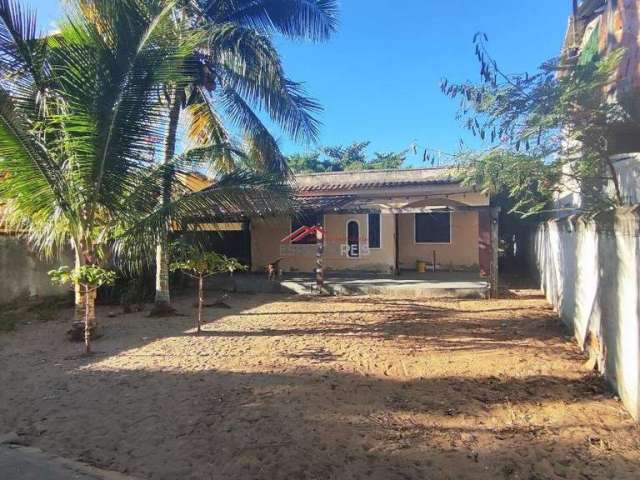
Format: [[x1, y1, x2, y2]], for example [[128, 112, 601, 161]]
[[248, 167, 497, 277], [563, 0, 640, 107], [554, 0, 640, 211]]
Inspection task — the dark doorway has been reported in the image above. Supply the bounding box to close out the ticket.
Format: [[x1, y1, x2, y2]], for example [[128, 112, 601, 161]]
[[175, 228, 251, 267]]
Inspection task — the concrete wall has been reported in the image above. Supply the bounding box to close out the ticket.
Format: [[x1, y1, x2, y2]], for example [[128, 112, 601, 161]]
[[525, 209, 640, 419], [0, 235, 67, 304], [397, 211, 480, 271], [251, 211, 480, 273]]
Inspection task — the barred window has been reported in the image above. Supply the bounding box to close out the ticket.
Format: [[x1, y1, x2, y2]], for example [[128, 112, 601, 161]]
[[415, 212, 451, 243]]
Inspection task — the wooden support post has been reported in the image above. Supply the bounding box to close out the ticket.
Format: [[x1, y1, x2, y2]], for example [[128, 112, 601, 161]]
[[246, 219, 252, 273], [478, 209, 491, 277], [197, 276, 203, 335], [394, 214, 400, 276], [316, 224, 324, 293], [490, 207, 500, 298]]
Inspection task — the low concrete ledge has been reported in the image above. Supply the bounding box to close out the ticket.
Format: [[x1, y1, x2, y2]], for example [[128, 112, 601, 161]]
[[206, 272, 489, 298], [0, 442, 143, 480]]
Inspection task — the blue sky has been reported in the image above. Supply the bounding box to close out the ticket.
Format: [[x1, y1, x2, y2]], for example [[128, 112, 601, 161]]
[[33, 0, 571, 166]]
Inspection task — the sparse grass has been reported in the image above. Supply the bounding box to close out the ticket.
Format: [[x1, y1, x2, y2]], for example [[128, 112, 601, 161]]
[[0, 311, 19, 332], [0, 295, 73, 333]]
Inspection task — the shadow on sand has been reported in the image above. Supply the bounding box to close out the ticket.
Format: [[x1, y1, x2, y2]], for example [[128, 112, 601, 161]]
[[1, 291, 637, 480]]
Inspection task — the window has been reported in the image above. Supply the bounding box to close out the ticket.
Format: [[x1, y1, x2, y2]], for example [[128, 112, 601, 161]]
[[368, 213, 381, 248], [415, 212, 451, 243], [291, 213, 322, 244]]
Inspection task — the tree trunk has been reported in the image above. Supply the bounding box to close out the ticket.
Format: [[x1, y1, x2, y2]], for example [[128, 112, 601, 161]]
[[84, 284, 92, 354], [68, 239, 98, 343], [154, 236, 171, 307], [73, 247, 96, 324], [489, 207, 500, 299], [152, 86, 182, 315], [197, 275, 203, 335]]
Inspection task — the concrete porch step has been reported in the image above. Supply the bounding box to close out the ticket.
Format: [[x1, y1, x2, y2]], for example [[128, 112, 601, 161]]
[[206, 272, 489, 298]]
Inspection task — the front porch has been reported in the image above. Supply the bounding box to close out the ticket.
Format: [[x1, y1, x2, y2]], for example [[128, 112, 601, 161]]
[[211, 271, 489, 298]]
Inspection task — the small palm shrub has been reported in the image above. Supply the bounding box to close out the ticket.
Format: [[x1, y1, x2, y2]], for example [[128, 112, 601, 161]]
[[170, 245, 246, 334], [49, 266, 116, 353]]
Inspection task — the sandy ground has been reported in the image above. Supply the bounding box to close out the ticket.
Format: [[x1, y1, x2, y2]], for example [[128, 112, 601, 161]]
[[1, 290, 639, 480]]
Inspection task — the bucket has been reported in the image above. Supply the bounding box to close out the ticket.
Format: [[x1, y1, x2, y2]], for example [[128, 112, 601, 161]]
[[416, 260, 427, 273]]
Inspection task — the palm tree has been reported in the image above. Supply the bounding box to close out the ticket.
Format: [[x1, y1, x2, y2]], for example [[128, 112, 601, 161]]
[[0, 0, 289, 327], [149, 0, 338, 314]]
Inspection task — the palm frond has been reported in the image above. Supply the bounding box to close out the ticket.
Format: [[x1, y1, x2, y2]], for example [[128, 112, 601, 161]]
[[112, 169, 292, 267], [185, 139, 245, 173], [109, 142, 249, 227], [184, 87, 230, 146], [0, 0, 39, 76], [0, 0, 53, 118], [0, 90, 73, 219], [51, 0, 204, 224], [205, 24, 321, 143], [206, 0, 338, 41], [217, 85, 290, 174]]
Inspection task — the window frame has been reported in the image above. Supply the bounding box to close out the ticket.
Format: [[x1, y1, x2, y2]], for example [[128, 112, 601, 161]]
[[345, 218, 361, 259], [367, 213, 382, 249], [413, 212, 452, 245]]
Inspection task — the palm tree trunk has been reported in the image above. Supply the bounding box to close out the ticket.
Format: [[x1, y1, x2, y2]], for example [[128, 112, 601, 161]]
[[71, 240, 97, 345], [152, 86, 182, 315], [154, 235, 171, 307], [74, 247, 84, 321], [74, 243, 96, 325], [197, 275, 203, 335], [83, 284, 92, 354]]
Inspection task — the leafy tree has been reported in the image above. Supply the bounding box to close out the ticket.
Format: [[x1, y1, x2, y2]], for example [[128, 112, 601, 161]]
[[287, 141, 407, 173], [149, 0, 338, 315], [0, 0, 289, 332], [286, 152, 325, 173], [0, 0, 192, 320], [443, 33, 640, 216], [49, 266, 116, 353], [368, 151, 406, 170], [322, 141, 370, 171], [169, 244, 246, 334], [457, 149, 558, 218]]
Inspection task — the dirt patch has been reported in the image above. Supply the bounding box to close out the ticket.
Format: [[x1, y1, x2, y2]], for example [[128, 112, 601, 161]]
[[1, 290, 638, 480], [0, 296, 72, 333]]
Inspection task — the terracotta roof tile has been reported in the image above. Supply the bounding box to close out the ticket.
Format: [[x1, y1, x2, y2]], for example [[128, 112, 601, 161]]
[[294, 167, 458, 192]]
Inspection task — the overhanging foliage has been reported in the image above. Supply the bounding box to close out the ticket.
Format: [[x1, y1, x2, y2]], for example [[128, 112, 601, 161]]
[[444, 33, 640, 216]]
